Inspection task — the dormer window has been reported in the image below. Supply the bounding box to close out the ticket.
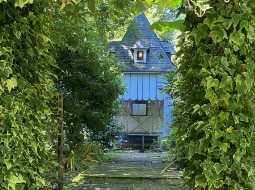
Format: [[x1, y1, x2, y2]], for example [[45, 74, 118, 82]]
[[137, 51, 144, 60], [133, 49, 147, 64]]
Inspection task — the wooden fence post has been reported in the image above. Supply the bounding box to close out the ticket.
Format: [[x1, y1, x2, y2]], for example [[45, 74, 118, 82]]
[[57, 94, 64, 190]]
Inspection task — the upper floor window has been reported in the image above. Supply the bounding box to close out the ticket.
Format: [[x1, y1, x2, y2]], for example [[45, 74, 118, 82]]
[[131, 101, 147, 116], [133, 49, 147, 63], [137, 51, 144, 60]]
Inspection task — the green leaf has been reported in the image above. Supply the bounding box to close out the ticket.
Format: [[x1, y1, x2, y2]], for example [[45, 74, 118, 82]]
[[204, 14, 217, 29], [141, 0, 182, 8], [219, 111, 230, 122], [72, 173, 85, 183], [226, 127, 233, 133], [192, 104, 201, 114], [222, 18, 234, 30], [195, 175, 207, 188], [229, 31, 245, 46], [222, 92, 230, 107], [247, 25, 255, 41], [214, 130, 224, 139], [209, 26, 227, 43], [248, 168, 254, 178], [8, 174, 26, 190], [163, 0, 182, 8], [233, 149, 242, 163], [0, 0, 7, 4], [4, 159, 12, 170], [192, 23, 209, 44], [209, 116, 217, 128], [239, 113, 248, 123], [88, 0, 96, 12], [6, 77, 17, 92], [35, 176, 46, 186], [220, 143, 230, 152], [187, 142, 196, 160], [235, 74, 242, 88], [151, 20, 184, 32], [233, 114, 240, 124], [205, 88, 217, 105], [206, 76, 219, 89], [214, 163, 224, 175], [219, 76, 233, 91], [14, 0, 33, 8]]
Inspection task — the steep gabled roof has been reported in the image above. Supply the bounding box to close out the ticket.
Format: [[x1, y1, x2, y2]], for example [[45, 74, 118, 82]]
[[108, 13, 175, 72], [160, 41, 174, 53], [122, 13, 158, 44]]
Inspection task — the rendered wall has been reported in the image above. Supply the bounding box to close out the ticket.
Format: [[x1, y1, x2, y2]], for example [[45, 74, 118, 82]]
[[115, 101, 163, 134]]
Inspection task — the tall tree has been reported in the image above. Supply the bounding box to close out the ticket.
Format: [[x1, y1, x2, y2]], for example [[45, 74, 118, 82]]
[[53, 1, 137, 149]]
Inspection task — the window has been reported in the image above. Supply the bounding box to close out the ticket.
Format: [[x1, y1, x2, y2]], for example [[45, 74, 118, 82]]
[[137, 51, 144, 60], [131, 101, 147, 116], [133, 49, 147, 64]]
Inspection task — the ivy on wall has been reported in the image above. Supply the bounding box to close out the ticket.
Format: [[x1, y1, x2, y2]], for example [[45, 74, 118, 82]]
[[0, 1, 56, 189]]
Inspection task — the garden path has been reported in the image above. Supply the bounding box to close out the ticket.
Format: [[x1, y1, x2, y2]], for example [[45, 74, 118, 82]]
[[70, 150, 185, 190]]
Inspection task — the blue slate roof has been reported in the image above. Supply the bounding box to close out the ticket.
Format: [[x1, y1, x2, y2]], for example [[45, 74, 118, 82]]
[[109, 13, 175, 73]]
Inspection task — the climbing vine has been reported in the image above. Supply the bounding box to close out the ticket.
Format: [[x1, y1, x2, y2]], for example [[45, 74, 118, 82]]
[[0, 1, 56, 189], [163, 0, 255, 189]]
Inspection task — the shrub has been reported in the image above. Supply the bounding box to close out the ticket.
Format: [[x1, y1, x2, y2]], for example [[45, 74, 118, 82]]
[[66, 142, 104, 171], [166, 0, 255, 189], [0, 1, 55, 189]]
